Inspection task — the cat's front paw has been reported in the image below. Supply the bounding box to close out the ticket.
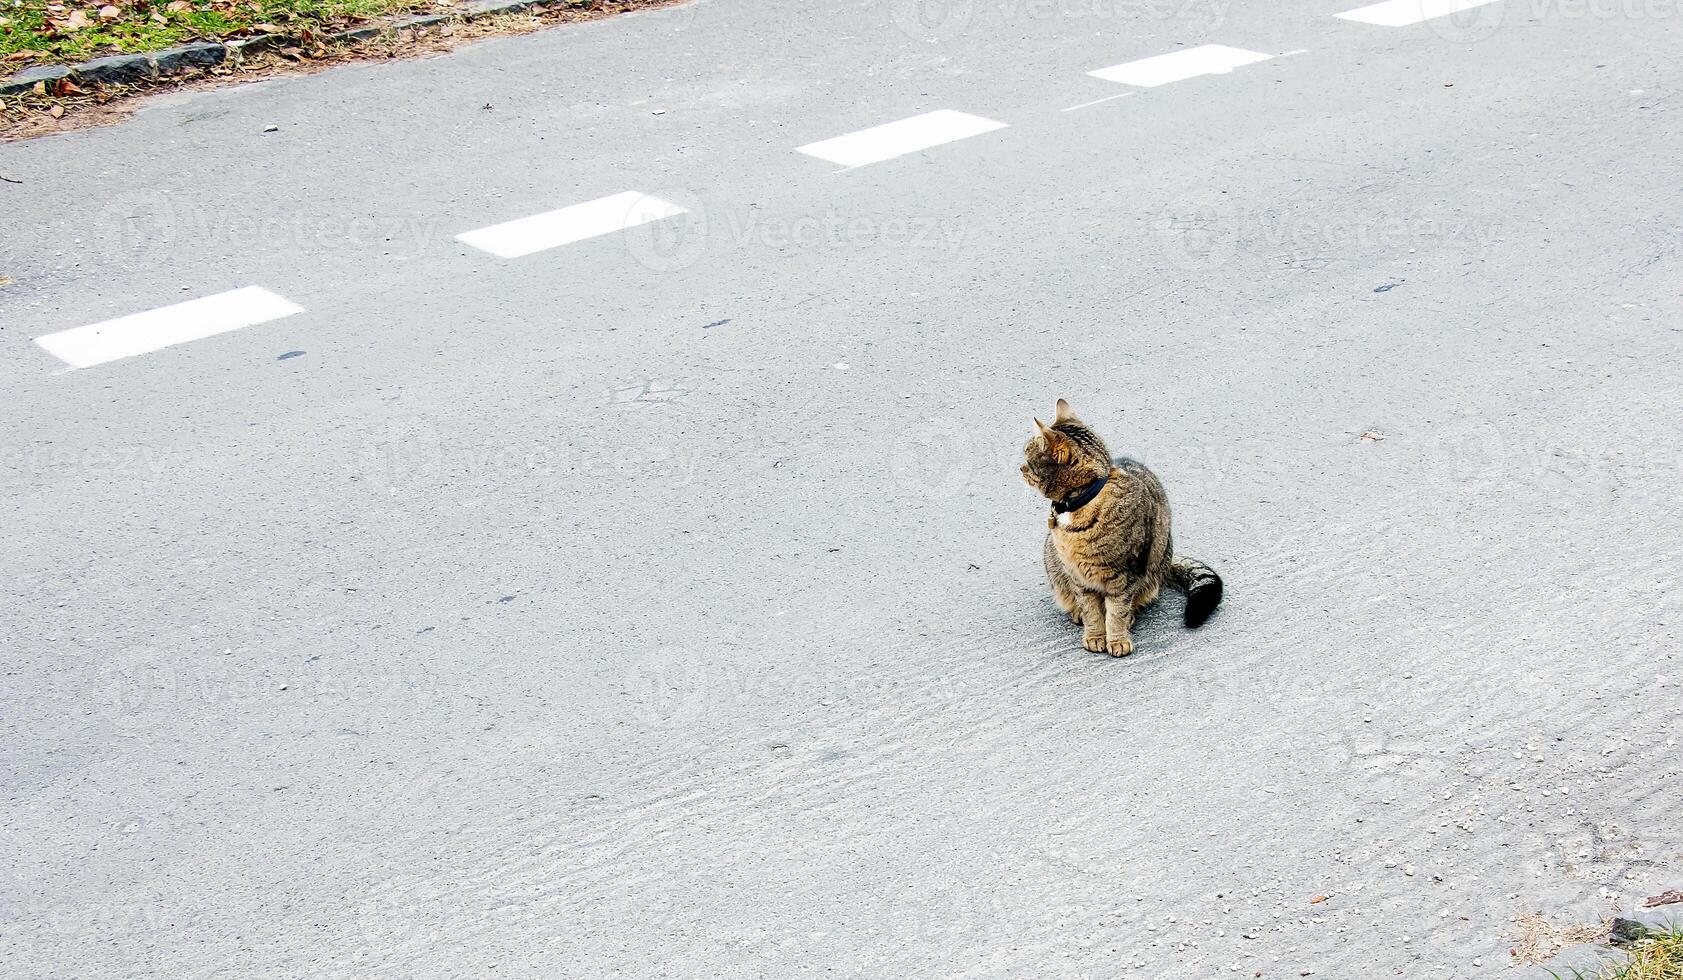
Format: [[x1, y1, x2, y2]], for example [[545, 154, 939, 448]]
[[1106, 636, 1134, 657], [1082, 632, 1107, 653]]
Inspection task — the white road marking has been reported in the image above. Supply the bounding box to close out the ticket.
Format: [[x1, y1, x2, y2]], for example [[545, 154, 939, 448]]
[[1335, 0, 1500, 26], [456, 191, 687, 259], [796, 110, 1008, 168], [1089, 44, 1276, 88], [34, 286, 304, 370], [1062, 92, 1135, 112]]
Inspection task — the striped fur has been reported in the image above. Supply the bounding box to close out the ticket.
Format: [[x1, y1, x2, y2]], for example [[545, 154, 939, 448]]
[[1020, 400, 1223, 655]]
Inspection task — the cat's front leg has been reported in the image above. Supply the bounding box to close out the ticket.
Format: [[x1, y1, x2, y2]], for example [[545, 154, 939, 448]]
[[1045, 536, 1086, 624], [1078, 593, 1107, 652], [1103, 596, 1135, 657]]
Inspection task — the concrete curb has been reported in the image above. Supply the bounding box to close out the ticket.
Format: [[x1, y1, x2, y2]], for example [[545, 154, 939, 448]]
[[1, 0, 545, 96]]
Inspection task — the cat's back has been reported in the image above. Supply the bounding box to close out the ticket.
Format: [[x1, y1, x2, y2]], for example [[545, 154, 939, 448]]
[[1110, 456, 1169, 505]]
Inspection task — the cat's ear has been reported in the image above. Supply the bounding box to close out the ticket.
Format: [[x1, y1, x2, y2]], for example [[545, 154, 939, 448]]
[[1054, 399, 1078, 423], [1034, 418, 1073, 464]]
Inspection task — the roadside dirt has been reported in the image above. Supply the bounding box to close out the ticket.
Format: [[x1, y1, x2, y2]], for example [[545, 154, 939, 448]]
[[0, 0, 685, 141]]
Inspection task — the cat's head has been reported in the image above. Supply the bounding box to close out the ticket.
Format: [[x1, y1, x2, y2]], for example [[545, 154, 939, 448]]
[[1020, 399, 1111, 501]]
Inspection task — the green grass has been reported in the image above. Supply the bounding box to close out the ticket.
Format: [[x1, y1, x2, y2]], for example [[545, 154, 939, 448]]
[[1551, 928, 1683, 980], [0, 0, 432, 66]]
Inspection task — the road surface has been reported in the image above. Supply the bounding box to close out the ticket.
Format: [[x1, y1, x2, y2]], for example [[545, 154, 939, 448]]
[[3, 0, 1681, 976]]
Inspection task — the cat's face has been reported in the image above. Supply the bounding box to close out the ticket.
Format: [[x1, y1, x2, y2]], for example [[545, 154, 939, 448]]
[[1020, 400, 1110, 500]]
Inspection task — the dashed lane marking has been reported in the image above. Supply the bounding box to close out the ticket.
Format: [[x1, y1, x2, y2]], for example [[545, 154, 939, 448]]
[[455, 191, 687, 259], [34, 286, 304, 370], [1088, 44, 1276, 88], [796, 110, 1009, 169], [1335, 0, 1500, 26]]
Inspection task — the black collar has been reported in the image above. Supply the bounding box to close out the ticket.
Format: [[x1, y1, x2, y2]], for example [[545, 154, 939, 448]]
[[1052, 473, 1108, 514]]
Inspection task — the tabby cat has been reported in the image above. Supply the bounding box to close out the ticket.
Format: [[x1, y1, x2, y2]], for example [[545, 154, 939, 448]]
[[1019, 400, 1222, 656]]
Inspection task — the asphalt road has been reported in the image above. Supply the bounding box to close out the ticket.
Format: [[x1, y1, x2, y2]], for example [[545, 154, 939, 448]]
[[3, 0, 1682, 976]]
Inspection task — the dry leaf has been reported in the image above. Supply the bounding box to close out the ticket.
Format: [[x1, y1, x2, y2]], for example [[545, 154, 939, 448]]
[[98, 4, 121, 19], [4, 50, 41, 61], [254, 22, 283, 32], [31, 80, 48, 95], [50, 104, 66, 118], [52, 77, 84, 96], [63, 9, 93, 29], [151, 9, 167, 23], [166, 0, 191, 10], [1310, 894, 1329, 905], [1645, 890, 1683, 908], [279, 46, 302, 58]]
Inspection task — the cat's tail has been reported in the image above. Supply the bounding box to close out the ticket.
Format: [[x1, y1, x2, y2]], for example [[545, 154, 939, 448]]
[[1168, 556, 1223, 628]]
